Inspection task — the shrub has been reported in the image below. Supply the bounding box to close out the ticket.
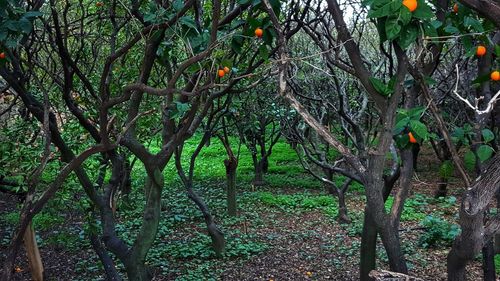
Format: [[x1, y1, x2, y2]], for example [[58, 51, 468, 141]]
[[419, 215, 460, 248]]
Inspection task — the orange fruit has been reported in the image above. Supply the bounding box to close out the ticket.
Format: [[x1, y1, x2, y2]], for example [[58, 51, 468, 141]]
[[306, 271, 313, 277], [476, 45, 486, 57], [96, 2, 104, 7], [453, 3, 459, 13], [255, 28, 263, 38], [491, 71, 500, 81], [0, 52, 5, 59], [408, 132, 417, 143], [218, 69, 225, 78], [223, 66, 230, 74], [402, 0, 417, 12]]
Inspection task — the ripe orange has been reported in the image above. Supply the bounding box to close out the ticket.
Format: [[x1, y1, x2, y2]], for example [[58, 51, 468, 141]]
[[223, 66, 230, 74], [408, 132, 417, 143], [96, 2, 104, 7], [255, 28, 263, 38], [0, 52, 5, 59], [402, 0, 417, 12], [491, 71, 500, 81], [306, 271, 313, 277], [218, 69, 225, 78], [476, 45, 486, 57], [453, 3, 459, 13]]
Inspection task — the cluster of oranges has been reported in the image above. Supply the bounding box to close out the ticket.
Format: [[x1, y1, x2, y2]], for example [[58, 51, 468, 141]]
[[218, 66, 231, 78], [475, 45, 500, 81], [217, 28, 263, 78]]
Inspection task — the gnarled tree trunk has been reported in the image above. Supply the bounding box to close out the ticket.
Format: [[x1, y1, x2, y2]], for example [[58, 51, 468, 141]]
[[447, 154, 500, 281]]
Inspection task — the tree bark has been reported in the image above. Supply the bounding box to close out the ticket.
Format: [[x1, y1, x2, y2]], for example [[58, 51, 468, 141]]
[[435, 177, 449, 198], [224, 157, 238, 217], [23, 222, 43, 281], [186, 182, 225, 256], [447, 154, 500, 281], [482, 238, 496, 281], [252, 160, 265, 186], [360, 211, 378, 281]]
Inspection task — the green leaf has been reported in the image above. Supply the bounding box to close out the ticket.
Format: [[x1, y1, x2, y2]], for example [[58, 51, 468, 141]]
[[477, 145, 494, 162], [368, 0, 400, 18], [464, 16, 484, 32], [495, 44, 500, 57], [422, 21, 438, 39], [482, 129, 494, 143], [180, 16, 198, 30], [444, 24, 460, 35], [369, 77, 391, 96], [23, 11, 43, 18], [464, 150, 476, 171], [439, 160, 454, 179], [399, 7, 412, 25], [412, 0, 434, 19], [397, 25, 418, 49], [385, 15, 401, 40], [172, 0, 184, 11], [409, 120, 428, 140], [407, 106, 425, 119], [394, 116, 410, 131], [258, 45, 269, 60]]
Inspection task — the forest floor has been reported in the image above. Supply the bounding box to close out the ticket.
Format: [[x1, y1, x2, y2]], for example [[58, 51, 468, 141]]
[[0, 138, 488, 280]]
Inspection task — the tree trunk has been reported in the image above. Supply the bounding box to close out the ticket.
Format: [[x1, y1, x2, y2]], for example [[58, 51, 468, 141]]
[[360, 211, 378, 281], [252, 161, 265, 186], [482, 238, 496, 281], [122, 170, 164, 281], [447, 155, 500, 281], [23, 222, 43, 281], [124, 261, 150, 281], [337, 190, 350, 224], [379, 225, 408, 273], [434, 176, 448, 198], [262, 156, 269, 173], [89, 234, 122, 281], [186, 182, 225, 255], [224, 157, 238, 217]]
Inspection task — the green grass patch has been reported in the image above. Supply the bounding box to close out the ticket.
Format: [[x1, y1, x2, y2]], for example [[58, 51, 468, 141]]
[[385, 195, 427, 222]]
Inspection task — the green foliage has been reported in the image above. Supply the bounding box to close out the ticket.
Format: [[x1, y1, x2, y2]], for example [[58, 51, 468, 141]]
[[419, 215, 460, 248], [384, 195, 427, 222], [258, 192, 335, 209], [439, 160, 454, 179], [2, 210, 64, 231], [0, 2, 42, 49], [393, 106, 428, 148], [365, 0, 435, 49], [495, 254, 500, 275]]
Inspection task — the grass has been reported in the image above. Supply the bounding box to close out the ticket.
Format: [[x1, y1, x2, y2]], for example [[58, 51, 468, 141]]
[[385, 194, 427, 222]]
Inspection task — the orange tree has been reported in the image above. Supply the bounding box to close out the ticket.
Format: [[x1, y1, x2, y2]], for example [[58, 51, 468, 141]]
[[261, 0, 477, 279], [0, 0, 289, 280]]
